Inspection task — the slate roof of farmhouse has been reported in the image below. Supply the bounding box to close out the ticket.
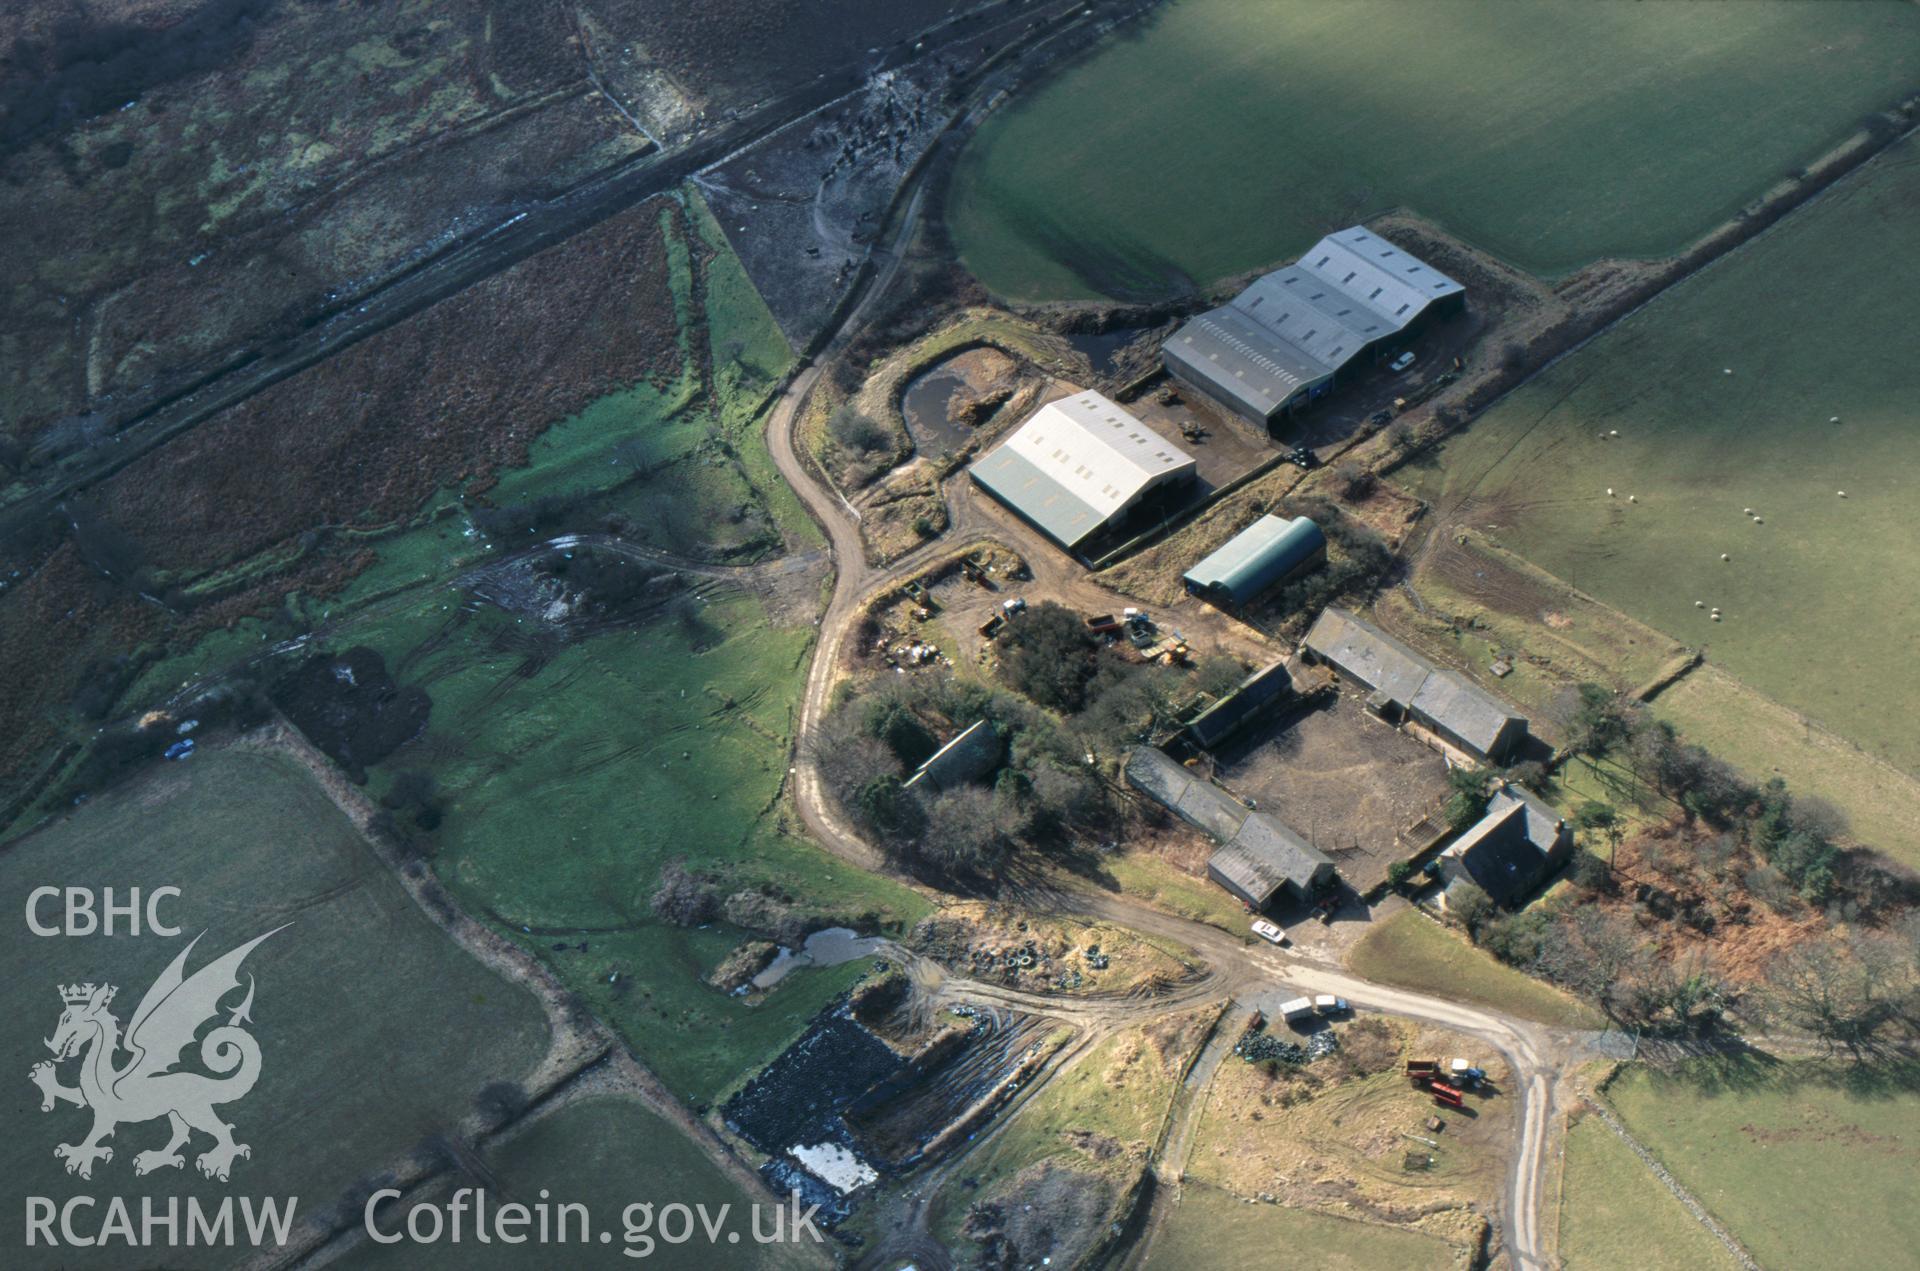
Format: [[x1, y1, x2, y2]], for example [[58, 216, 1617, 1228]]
[[1443, 787, 1571, 906]]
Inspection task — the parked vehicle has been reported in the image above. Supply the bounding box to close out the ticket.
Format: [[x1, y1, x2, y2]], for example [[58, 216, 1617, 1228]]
[[1085, 613, 1123, 635], [1429, 1081, 1465, 1102], [1314, 995, 1349, 1016], [1278, 996, 1316, 1023], [1251, 919, 1288, 946], [1405, 1058, 1440, 1078], [1390, 351, 1416, 372], [1002, 596, 1027, 614]]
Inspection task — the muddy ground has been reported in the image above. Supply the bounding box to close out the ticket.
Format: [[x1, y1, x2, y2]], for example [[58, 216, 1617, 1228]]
[[1207, 690, 1454, 895]]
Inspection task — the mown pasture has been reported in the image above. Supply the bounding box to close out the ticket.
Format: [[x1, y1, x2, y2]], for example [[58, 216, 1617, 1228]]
[[1347, 911, 1601, 1031], [1603, 1056, 1920, 1271], [1150, 1183, 1455, 1270], [1556, 1112, 1735, 1270], [1401, 138, 1920, 777], [948, 0, 1920, 300], [0, 747, 550, 1264]]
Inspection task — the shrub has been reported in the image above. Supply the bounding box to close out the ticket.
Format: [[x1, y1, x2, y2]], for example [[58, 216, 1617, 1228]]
[[1333, 462, 1375, 501], [997, 601, 1097, 712], [649, 861, 718, 927], [828, 405, 889, 454], [1570, 850, 1612, 891], [1449, 881, 1495, 938], [473, 1081, 529, 1128]]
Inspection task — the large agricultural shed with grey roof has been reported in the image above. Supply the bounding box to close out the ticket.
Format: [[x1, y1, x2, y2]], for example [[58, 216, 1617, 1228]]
[[1301, 607, 1526, 763], [969, 390, 1195, 550], [1163, 226, 1464, 429], [1125, 747, 1335, 909]]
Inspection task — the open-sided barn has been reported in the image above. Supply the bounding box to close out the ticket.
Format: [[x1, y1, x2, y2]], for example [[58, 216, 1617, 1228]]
[[1163, 226, 1464, 429]]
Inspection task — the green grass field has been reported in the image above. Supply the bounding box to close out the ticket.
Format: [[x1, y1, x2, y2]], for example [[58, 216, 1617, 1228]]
[[1654, 666, 1920, 870], [1402, 138, 1920, 777], [1348, 911, 1601, 1030], [1151, 1183, 1455, 1270], [87, 188, 923, 1109], [950, 0, 1920, 300], [341, 1096, 814, 1269], [1557, 1113, 1735, 1270], [0, 747, 549, 1263], [1603, 1057, 1920, 1271]]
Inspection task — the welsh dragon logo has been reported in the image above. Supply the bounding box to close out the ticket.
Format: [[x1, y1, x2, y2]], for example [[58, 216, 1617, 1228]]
[[29, 926, 286, 1182]]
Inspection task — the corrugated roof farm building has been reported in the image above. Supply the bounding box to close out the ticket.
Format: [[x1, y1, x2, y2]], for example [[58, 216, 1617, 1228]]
[[1183, 514, 1326, 607], [969, 391, 1196, 550], [1164, 226, 1464, 429], [1124, 747, 1335, 910], [1301, 607, 1526, 763], [1183, 659, 1295, 751], [903, 719, 1003, 792]]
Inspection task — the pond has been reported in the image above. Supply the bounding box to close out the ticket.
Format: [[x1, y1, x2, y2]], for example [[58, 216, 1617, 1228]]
[[1067, 325, 1150, 376], [897, 345, 1017, 458], [752, 926, 888, 989]]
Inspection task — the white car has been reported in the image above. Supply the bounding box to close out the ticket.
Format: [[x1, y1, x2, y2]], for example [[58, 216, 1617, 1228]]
[[1250, 919, 1288, 946], [1390, 351, 1416, 372]]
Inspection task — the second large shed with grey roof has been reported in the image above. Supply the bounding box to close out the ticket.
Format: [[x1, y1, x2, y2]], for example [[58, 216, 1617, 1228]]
[[1163, 226, 1464, 430], [1301, 607, 1526, 763]]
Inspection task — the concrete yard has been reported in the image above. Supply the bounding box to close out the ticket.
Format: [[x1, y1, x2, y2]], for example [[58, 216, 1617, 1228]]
[[1207, 689, 1453, 895]]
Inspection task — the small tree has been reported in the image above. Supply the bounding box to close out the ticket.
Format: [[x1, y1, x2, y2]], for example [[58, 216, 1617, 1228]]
[[1333, 461, 1375, 501], [1571, 801, 1623, 869], [1386, 860, 1415, 890], [1448, 881, 1496, 939], [997, 601, 1098, 712], [1757, 935, 1914, 1059], [1444, 766, 1491, 831], [473, 1081, 529, 1128], [1570, 849, 1613, 892], [1566, 683, 1631, 757], [1192, 654, 1245, 700]]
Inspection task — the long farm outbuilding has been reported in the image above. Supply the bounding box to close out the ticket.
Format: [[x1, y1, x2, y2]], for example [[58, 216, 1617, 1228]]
[[1301, 607, 1527, 764]]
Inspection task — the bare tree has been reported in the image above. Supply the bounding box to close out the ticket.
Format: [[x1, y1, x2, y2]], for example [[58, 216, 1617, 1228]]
[[1758, 933, 1915, 1060]]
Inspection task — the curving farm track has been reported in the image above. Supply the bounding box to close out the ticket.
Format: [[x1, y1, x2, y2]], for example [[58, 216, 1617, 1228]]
[[756, 149, 1581, 1271]]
